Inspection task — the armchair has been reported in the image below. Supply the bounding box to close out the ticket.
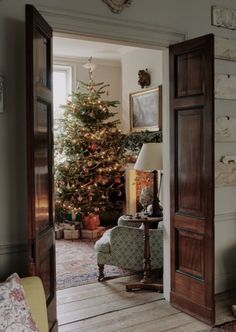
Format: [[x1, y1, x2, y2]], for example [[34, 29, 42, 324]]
[[94, 218, 163, 281]]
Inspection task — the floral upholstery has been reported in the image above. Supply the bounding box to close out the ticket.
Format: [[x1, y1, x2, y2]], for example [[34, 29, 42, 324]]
[[95, 218, 163, 273], [0, 273, 39, 332]]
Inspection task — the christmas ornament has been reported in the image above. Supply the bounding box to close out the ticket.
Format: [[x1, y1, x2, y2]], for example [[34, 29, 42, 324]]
[[91, 143, 99, 151], [84, 150, 90, 157], [114, 177, 121, 184]]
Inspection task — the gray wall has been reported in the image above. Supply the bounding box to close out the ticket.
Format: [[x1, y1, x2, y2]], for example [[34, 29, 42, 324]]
[[1, 0, 236, 279]]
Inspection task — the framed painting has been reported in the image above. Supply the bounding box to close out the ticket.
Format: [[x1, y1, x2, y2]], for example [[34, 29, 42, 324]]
[[129, 86, 162, 132]]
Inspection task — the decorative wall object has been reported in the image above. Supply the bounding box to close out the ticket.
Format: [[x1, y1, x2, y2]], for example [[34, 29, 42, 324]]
[[212, 6, 236, 30], [102, 0, 132, 14], [0, 74, 4, 113], [215, 74, 236, 100], [215, 161, 236, 187], [138, 69, 151, 89], [129, 86, 162, 132], [215, 37, 236, 61], [221, 155, 236, 164], [215, 116, 236, 142]]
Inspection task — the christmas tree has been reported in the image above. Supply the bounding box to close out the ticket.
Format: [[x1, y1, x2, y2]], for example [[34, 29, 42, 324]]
[[55, 58, 126, 223]]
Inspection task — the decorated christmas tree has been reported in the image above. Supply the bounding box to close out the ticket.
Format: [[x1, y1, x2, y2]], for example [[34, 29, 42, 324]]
[[55, 58, 126, 224]]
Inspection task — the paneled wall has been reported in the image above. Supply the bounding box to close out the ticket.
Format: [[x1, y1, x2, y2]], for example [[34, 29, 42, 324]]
[[215, 44, 236, 293]]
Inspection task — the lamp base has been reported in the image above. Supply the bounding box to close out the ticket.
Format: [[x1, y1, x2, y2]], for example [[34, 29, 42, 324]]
[[149, 197, 163, 218]]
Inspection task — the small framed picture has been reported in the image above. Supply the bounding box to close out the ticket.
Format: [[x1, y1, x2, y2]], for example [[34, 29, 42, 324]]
[[129, 86, 162, 132]]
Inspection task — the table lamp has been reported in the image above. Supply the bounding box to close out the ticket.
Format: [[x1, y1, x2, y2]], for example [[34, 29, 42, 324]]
[[134, 142, 163, 217]]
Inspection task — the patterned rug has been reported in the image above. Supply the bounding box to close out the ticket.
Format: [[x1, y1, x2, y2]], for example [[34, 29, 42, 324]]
[[56, 239, 131, 290], [210, 321, 236, 331]]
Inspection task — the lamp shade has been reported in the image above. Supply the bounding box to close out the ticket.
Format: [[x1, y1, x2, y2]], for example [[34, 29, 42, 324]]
[[134, 142, 163, 171]]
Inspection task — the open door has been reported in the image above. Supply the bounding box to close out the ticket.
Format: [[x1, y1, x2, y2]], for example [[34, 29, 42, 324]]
[[170, 34, 215, 324], [26, 5, 57, 331]]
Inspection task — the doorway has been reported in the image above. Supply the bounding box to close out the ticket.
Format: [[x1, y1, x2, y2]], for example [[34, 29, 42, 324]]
[[26, 5, 219, 330], [52, 33, 165, 288]]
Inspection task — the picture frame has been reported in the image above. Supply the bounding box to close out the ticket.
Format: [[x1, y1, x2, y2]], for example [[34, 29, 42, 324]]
[[129, 86, 162, 132]]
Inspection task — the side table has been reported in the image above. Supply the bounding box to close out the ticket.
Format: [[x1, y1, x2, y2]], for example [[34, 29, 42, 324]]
[[126, 216, 163, 292]]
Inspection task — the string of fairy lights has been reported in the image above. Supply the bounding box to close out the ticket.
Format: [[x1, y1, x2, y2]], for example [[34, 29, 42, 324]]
[[55, 57, 126, 219]]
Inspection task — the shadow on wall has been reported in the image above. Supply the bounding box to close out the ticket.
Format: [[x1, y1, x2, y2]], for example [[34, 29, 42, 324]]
[[0, 17, 28, 279], [221, 243, 236, 291]]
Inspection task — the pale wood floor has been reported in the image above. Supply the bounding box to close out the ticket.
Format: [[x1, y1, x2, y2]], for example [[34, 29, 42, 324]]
[[57, 275, 235, 332], [215, 288, 236, 325]]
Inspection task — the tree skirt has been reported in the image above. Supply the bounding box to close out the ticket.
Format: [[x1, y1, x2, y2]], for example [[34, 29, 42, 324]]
[[210, 321, 236, 331], [56, 239, 132, 290]]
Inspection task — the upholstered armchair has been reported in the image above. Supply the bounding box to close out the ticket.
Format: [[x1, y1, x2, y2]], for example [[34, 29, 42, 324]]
[[94, 217, 163, 280]]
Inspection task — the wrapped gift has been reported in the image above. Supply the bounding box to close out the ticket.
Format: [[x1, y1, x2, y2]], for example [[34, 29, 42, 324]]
[[65, 213, 72, 221], [63, 221, 79, 230], [76, 213, 82, 221], [64, 229, 80, 240], [55, 224, 64, 240], [81, 226, 106, 239], [83, 214, 100, 230]]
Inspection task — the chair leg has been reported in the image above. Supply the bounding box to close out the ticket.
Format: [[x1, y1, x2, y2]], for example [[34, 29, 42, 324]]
[[98, 264, 105, 281]]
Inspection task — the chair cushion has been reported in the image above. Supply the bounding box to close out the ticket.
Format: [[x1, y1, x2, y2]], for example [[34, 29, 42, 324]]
[[0, 273, 39, 332], [95, 230, 111, 253], [21, 276, 48, 332]]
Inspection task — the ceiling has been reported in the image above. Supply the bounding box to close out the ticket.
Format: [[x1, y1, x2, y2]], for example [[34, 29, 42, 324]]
[[53, 36, 138, 61]]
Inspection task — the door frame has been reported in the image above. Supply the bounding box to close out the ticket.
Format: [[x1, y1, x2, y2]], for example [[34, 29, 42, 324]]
[[38, 6, 185, 301]]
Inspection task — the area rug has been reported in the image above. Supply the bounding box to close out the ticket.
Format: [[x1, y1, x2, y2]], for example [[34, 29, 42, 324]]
[[210, 321, 236, 331], [56, 239, 132, 290]]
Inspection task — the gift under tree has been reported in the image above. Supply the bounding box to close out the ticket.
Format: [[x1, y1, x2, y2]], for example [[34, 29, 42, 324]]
[[55, 57, 126, 227]]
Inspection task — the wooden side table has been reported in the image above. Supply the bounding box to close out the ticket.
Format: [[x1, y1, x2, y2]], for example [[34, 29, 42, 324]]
[[126, 216, 163, 292]]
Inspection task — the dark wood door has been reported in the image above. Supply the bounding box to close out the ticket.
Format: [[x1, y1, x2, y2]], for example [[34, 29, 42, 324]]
[[169, 34, 215, 324], [26, 5, 57, 331]]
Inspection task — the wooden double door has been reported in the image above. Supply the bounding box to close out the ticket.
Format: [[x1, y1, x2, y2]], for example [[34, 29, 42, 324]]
[[25, 5, 215, 330], [169, 34, 215, 325]]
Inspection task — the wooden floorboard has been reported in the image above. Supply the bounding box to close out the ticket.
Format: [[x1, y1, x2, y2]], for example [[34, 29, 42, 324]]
[[57, 276, 236, 332], [215, 288, 236, 325], [57, 275, 211, 332]]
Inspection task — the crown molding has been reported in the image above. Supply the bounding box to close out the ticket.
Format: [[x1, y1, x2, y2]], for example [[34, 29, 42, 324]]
[[53, 55, 121, 67], [38, 6, 186, 48]]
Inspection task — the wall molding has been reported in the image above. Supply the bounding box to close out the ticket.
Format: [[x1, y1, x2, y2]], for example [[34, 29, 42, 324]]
[[38, 6, 186, 48], [0, 243, 28, 255], [215, 212, 236, 223], [212, 6, 236, 31]]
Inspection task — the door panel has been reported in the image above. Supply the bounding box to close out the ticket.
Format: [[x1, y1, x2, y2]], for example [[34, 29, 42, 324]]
[[26, 5, 57, 331], [177, 109, 203, 216], [170, 34, 215, 325], [176, 50, 204, 97]]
